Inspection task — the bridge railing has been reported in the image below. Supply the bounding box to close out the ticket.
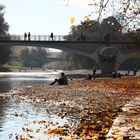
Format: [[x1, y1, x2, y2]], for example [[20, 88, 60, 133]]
[[0, 35, 140, 45], [0, 35, 67, 41]]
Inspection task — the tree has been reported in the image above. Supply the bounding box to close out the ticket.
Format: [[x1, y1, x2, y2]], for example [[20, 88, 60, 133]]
[[66, 0, 139, 32], [20, 47, 47, 68], [0, 5, 10, 65], [65, 16, 125, 70], [124, 28, 140, 42], [20, 48, 30, 67], [64, 52, 97, 70], [67, 16, 123, 42], [0, 5, 9, 35]]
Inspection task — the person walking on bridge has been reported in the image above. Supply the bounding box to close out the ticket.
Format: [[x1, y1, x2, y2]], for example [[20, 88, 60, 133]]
[[24, 32, 27, 40], [50, 32, 53, 41], [28, 32, 31, 41]]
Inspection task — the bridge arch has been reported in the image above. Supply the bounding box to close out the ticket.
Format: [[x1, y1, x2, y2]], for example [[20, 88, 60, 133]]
[[0, 40, 101, 65], [118, 57, 140, 70], [0, 36, 140, 74]]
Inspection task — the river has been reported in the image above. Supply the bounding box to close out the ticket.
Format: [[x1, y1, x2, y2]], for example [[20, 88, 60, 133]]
[[0, 70, 139, 139], [0, 71, 74, 140], [0, 71, 61, 92]]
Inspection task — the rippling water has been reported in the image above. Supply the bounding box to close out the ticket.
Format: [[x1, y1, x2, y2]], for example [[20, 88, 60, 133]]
[[0, 71, 61, 92], [0, 70, 138, 139], [0, 98, 71, 140], [0, 71, 71, 139]]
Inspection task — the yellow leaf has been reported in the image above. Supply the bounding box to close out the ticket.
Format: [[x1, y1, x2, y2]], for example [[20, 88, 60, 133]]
[[26, 127, 33, 132], [39, 120, 46, 124], [48, 129, 55, 134], [36, 128, 40, 133], [19, 135, 31, 140], [33, 120, 46, 124], [70, 17, 75, 24], [117, 136, 123, 140]]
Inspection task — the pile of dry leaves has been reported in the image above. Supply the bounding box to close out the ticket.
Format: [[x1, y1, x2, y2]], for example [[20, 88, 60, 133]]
[[11, 77, 140, 139]]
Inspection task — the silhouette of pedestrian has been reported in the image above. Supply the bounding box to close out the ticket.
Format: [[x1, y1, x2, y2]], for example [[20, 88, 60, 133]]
[[80, 33, 85, 41], [50, 32, 53, 41], [92, 66, 96, 79], [24, 33, 27, 40], [104, 34, 110, 46], [127, 69, 130, 75], [28, 32, 31, 41], [117, 72, 121, 78], [104, 34, 110, 42], [133, 69, 137, 76]]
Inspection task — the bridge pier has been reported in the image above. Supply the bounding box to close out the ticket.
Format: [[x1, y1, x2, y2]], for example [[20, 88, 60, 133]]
[[99, 57, 117, 74], [98, 47, 119, 74]]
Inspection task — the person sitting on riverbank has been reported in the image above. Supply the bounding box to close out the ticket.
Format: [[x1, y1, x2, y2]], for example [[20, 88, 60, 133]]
[[112, 71, 117, 78], [50, 72, 68, 85], [133, 69, 137, 76], [85, 74, 92, 80], [117, 72, 121, 78]]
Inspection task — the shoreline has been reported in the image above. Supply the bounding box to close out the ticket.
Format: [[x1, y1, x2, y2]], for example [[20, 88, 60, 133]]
[[5, 76, 140, 139]]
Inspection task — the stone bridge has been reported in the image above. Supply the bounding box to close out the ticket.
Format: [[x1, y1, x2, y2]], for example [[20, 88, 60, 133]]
[[0, 35, 140, 74]]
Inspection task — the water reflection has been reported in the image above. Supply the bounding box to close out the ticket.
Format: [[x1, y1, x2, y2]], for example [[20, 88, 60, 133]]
[[0, 98, 9, 132], [0, 80, 11, 92], [0, 98, 70, 140], [0, 77, 50, 92], [0, 72, 69, 139], [0, 72, 59, 92]]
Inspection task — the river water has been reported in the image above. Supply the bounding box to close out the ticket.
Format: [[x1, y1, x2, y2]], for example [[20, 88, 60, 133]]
[[0, 70, 139, 139], [0, 71, 61, 92], [0, 71, 73, 140]]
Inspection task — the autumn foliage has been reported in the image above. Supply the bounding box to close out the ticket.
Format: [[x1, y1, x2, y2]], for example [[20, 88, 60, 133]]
[[8, 76, 140, 139]]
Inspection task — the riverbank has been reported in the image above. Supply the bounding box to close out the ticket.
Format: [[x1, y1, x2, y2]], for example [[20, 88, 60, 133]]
[[3, 76, 140, 139]]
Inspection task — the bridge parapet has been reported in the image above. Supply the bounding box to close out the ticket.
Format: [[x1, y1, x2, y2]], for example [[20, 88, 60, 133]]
[[0, 35, 140, 45], [0, 35, 67, 41]]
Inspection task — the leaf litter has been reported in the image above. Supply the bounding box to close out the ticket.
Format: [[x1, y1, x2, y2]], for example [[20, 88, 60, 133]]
[[2, 77, 140, 139]]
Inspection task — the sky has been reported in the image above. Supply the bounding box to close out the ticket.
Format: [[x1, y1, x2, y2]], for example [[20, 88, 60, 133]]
[[0, 0, 94, 36]]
